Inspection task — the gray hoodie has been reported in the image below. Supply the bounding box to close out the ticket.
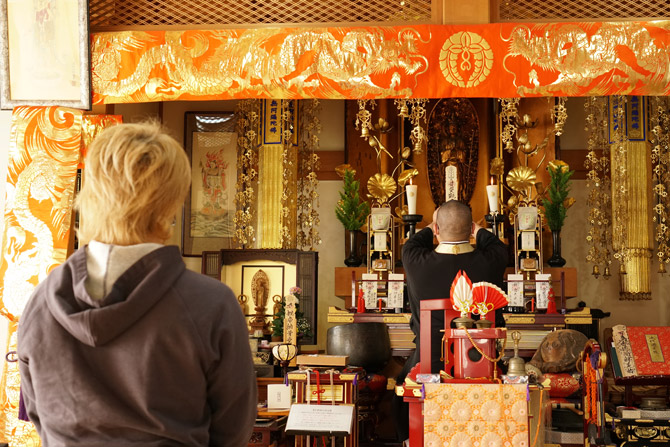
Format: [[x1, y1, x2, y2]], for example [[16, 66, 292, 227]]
[[18, 245, 256, 447]]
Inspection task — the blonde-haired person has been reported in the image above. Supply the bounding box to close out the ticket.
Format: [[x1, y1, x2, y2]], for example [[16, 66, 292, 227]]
[[18, 122, 257, 447]]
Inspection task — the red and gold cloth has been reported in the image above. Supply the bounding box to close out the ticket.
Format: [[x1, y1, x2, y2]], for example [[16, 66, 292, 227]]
[[92, 21, 670, 103], [626, 326, 670, 376], [0, 108, 120, 445], [0, 107, 83, 445], [423, 383, 529, 447]]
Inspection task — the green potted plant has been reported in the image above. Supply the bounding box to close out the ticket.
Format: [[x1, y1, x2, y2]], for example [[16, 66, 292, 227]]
[[335, 165, 370, 267], [541, 160, 575, 267]]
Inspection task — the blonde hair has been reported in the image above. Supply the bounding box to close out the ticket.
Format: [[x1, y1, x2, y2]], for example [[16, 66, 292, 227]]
[[75, 122, 191, 245]]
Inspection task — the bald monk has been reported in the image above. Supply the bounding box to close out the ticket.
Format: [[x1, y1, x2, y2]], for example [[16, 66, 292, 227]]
[[393, 200, 509, 442]]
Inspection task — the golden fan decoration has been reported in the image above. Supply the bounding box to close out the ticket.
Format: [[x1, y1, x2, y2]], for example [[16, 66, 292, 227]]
[[506, 166, 537, 192], [471, 282, 508, 317], [450, 270, 473, 317], [367, 173, 396, 205]]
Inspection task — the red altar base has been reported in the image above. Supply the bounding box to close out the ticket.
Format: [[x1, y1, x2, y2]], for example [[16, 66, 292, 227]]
[[287, 370, 360, 447], [448, 328, 506, 379], [400, 299, 499, 447]]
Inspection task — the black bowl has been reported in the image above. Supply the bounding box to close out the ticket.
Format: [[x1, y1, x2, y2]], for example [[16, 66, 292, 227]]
[[327, 322, 391, 372]]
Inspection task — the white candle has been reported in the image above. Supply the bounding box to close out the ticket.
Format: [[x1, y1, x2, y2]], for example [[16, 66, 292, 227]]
[[486, 184, 499, 213], [406, 184, 418, 214]]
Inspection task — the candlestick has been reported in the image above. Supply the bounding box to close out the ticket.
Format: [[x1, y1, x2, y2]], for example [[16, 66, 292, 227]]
[[486, 184, 499, 214], [405, 184, 418, 214]]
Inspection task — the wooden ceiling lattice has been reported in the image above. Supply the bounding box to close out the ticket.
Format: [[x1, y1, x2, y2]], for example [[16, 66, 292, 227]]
[[496, 0, 670, 21], [88, 0, 434, 30]]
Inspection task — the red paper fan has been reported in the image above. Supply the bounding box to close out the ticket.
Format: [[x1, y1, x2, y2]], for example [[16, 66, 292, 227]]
[[471, 282, 508, 316]]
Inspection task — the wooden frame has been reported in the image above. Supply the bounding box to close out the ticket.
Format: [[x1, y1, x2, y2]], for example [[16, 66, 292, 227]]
[[213, 249, 319, 345], [182, 112, 237, 256], [0, 0, 90, 110]]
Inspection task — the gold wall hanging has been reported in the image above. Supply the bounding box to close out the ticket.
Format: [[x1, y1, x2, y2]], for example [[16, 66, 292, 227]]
[[609, 95, 653, 300], [297, 99, 321, 250], [650, 97, 670, 273], [584, 96, 613, 279], [234, 99, 260, 248], [235, 99, 321, 250], [258, 100, 298, 249]]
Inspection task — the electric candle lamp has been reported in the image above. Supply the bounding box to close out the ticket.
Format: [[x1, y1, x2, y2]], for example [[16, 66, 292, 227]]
[[486, 177, 499, 214], [406, 179, 418, 215]]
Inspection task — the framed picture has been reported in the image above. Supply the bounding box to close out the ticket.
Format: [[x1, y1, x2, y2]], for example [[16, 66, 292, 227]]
[[182, 112, 238, 256], [0, 0, 91, 110]]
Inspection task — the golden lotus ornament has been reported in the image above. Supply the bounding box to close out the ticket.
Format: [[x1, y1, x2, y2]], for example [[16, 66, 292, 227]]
[[335, 164, 355, 178], [397, 168, 419, 187], [490, 157, 505, 176], [506, 166, 537, 193], [367, 173, 396, 205], [548, 159, 570, 173]]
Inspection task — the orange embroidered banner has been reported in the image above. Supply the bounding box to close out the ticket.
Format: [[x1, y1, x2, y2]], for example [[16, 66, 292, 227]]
[[0, 107, 83, 445], [92, 21, 670, 104]]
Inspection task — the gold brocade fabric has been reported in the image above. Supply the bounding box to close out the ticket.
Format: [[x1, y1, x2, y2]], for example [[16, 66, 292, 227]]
[[0, 107, 83, 445], [92, 21, 670, 102], [423, 383, 529, 447]]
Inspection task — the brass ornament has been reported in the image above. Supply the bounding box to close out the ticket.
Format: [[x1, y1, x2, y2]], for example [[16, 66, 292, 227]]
[[335, 164, 355, 178], [408, 99, 428, 154], [234, 99, 260, 247], [367, 173, 397, 206], [397, 168, 419, 187], [584, 96, 613, 279], [490, 157, 505, 176], [297, 99, 322, 250], [499, 98, 520, 154], [506, 166, 537, 194], [650, 96, 670, 272], [552, 97, 568, 136]]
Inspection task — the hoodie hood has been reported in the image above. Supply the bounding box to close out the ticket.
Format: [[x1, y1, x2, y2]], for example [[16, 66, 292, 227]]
[[44, 245, 186, 347]]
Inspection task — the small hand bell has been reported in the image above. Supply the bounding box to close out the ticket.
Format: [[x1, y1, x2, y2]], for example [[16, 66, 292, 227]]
[[506, 331, 526, 377]]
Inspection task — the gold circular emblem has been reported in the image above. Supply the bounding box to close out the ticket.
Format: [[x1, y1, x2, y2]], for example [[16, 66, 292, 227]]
[[440, 32, 494, 88]]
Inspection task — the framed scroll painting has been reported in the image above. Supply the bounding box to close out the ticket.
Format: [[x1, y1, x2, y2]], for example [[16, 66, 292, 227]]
[[0, 0, 91, 109], [182, 112, 238, 256]]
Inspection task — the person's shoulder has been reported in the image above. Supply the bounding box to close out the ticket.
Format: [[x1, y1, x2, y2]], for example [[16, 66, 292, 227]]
[[177, 270, 235, 297]]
